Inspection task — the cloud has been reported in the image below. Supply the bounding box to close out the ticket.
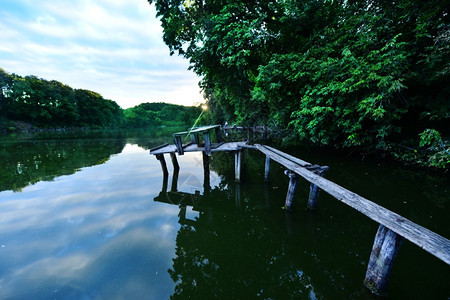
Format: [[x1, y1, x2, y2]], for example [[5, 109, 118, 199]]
[[0, 0, 203, 108]]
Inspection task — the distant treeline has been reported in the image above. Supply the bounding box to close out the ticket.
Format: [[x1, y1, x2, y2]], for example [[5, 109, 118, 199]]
[[0, 68, 201, 130]]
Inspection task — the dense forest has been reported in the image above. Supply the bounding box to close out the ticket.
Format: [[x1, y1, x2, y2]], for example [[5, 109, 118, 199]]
[[150, 0, 449, 169], [0, 68, 201, 131]]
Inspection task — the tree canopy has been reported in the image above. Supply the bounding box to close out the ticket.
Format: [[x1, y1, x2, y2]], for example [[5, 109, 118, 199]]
[[0, 68, 201, 131], [150, 0, 449, 168]]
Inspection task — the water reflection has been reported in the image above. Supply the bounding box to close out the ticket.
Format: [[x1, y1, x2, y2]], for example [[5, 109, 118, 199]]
[[0, 139, 126, 192], [0, 144, 179, 299], [0, 135, 448, 299]]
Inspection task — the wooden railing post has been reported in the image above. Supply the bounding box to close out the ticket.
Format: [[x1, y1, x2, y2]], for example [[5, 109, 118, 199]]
[[364, 224, 404, 296], [173, 136, 184, 155], [284, 170, 299, 210]]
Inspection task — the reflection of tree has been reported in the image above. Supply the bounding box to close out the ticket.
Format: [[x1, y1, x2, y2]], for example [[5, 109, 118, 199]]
[[168, 193, 314, 299], [156, 179, 371, 299], [0, 139, 125, 192]]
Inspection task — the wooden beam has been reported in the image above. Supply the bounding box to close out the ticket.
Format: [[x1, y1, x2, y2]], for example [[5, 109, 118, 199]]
[[255, 144, 450, 265]]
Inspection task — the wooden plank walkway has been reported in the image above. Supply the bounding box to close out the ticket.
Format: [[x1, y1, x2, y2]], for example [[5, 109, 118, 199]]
[[150, 141, 248, 155], [256, 144, 450, 265]]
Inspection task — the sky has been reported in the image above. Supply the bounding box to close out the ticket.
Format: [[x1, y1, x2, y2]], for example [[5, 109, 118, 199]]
[[0, 0, 204, 109]]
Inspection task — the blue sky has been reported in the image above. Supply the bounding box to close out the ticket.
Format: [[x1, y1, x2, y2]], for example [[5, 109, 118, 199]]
[[0, 0, 203, 108]]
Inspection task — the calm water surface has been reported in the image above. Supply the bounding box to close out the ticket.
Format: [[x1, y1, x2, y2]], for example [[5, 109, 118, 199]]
[[0, 130, 448, 299]]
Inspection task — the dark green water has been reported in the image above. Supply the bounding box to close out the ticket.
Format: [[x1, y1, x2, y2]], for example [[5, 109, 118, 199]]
[[0, 130, 448, 299]]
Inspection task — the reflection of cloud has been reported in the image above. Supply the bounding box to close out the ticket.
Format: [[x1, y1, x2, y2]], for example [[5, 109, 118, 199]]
[[0, 144, 193, 298], [2, 229, 176, 299]]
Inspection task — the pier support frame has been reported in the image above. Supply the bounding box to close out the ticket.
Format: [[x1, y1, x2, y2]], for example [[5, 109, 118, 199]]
[[364, 224, 404, 296], [284, 170, 299, 211]]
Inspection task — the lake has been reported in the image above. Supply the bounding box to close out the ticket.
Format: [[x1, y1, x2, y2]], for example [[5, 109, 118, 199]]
[[0, 129, 448, 299]]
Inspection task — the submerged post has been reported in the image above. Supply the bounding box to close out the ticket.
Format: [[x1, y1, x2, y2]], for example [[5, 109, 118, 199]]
[[156, 154, 168, 177], [202, 152, 210, 191], [171, 168, 179, 192], [264, 155, 270, 182], [170, 152, 180, 171], [306, 166, 329, 210], [364, 224, 404, 296], [284, 170, 299, 211], [235, 150, 243, 182]]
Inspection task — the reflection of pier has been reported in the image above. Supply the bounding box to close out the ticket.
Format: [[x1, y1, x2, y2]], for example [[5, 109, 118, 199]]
[[154, 167, 244, 227], [150, 125, 450, 296]]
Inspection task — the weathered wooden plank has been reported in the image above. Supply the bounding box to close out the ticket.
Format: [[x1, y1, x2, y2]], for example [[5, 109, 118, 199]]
[[149, 143, 169, 152], [263, 145, 311, 167], [255, 144, 450, 265], [150, 144, 177, 155]]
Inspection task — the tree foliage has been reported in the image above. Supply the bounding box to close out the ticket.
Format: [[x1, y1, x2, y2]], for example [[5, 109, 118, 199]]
[[123, 102, 201, 128], [0, 68, 124, 128], [150, 0, 449, 168]]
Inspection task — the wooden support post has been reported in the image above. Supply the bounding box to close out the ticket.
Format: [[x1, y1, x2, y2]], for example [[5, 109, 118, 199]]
[[171, 168, 179, 193], [173, 136, 184, 155], [284, 170, 299, 211], [170, 152, 180, 171], [215, 126, 223, 142], [306, 166, 328, 210], [202, 151, 210, 192], [203, 132, 212, 155], [364, 224, 404, 296], [156, 154, 168, 177], [235, 150, 242, 182], [235, 183, 241, 210], [178, 205, 186, 222], [161, 171, 168, 194], [190, 133, 200, 145], [264, 155, 270, 182]]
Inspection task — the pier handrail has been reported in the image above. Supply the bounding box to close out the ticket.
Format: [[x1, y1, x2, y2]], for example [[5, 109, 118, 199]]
[[255, 144, 450, 265]]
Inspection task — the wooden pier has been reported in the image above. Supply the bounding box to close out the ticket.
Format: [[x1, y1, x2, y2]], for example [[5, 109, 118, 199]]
[[150, 126, 450, 296]]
